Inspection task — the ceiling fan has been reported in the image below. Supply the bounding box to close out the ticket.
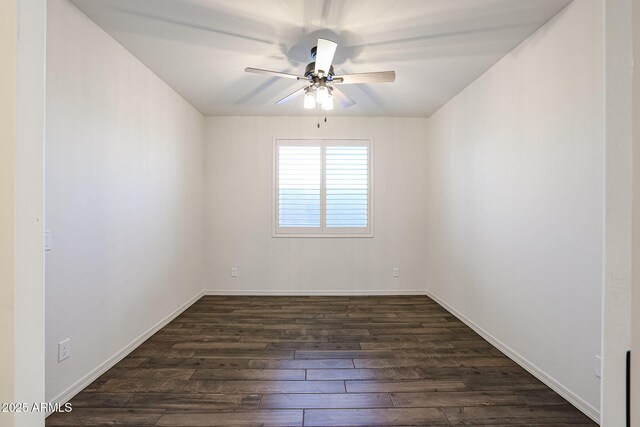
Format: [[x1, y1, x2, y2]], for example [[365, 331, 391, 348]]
[[245, 38, 396, 111]]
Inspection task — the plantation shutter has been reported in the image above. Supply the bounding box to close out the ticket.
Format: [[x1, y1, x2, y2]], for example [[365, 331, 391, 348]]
[[325, 141, 370, 232], [276, 141, 322, 232], [274, 139, 372, 236]]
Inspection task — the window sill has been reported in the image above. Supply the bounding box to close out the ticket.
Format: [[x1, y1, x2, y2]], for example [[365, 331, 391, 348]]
[[272, 233, 374, 238]]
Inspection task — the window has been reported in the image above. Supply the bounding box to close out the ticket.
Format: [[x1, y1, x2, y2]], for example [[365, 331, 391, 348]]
[[274, 139, 373, 237]]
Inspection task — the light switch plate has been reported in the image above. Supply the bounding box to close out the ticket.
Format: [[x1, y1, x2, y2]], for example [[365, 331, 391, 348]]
[[231, 268, 238, 277], [44, 230, 52, 251], [393, 268, 400, 277]]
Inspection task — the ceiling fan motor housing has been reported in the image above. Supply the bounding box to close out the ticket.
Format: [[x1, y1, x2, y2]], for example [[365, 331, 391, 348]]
[[306, 45, 335, 80], [304, 62, 335, 80]]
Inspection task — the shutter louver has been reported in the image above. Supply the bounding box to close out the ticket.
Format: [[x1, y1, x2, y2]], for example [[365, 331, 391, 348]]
[[277, 145, 321, 228], [325, 145, 369, 228]]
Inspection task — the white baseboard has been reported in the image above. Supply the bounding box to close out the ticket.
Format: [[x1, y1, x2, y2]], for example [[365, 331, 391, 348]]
[[203, 289, 427, 296], [424, 289, 600, 424], [47, 290, 204, 415]]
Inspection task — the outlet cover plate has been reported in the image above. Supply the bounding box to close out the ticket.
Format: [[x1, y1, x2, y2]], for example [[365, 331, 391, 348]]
[[58, 338, 71, 362]]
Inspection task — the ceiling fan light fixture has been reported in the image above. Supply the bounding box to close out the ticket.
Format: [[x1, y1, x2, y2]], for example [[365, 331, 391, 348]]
[[303, 89, 316, 109], [316, 85, 329, 105], [322, 93, 334, 111]]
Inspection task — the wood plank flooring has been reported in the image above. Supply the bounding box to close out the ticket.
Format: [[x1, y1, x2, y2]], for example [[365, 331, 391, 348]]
[[46, 296, 596, 426]]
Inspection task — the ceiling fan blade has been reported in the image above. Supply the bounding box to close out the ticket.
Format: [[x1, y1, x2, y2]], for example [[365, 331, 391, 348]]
[[314, 38, 337, 75], [245, 67, 305, 80], [333, 71, 396, 84], [331, 87, 356, 108], [276, 87, 307, 105]]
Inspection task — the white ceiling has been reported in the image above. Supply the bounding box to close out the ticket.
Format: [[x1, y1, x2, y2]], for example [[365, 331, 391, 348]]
[[70, 0, 571, 117]]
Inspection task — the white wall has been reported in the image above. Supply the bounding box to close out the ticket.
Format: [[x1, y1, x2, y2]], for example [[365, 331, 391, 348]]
[[424, 0, 603, 420], [45, 0, 205, 403], [1, 0, 47, 426], [633, 0, 640, 422], [601, 0, 634, 424], [204, 116, 428, 294], [0, 2, 19, 421]]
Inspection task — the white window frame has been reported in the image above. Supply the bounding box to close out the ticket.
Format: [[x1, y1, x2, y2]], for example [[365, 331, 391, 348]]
[[273, 138, 374, 238]]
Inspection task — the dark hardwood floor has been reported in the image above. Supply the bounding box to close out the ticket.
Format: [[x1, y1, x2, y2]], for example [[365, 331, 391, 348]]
[[46, 296, 596, 426]]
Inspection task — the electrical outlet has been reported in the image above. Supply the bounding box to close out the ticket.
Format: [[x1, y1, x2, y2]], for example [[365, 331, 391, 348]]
[[595, 355, 601, 378], [58, 339, 71, 362], [393, 268, 400, 277], [44, 230, 52, 251], [231, 268, 238, 277]]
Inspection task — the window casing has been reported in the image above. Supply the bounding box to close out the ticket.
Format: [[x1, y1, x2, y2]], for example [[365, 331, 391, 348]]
[[273, 138, 373, 237]]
